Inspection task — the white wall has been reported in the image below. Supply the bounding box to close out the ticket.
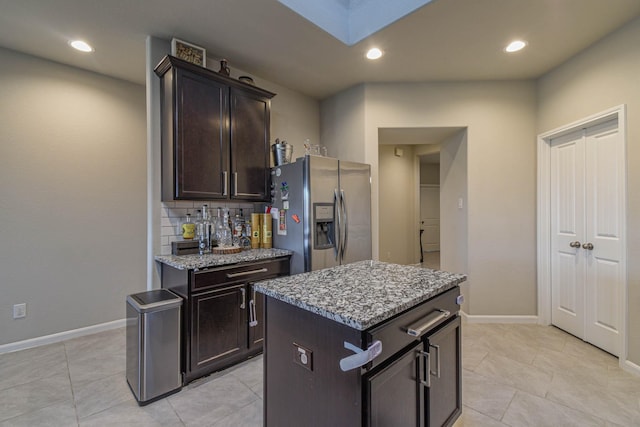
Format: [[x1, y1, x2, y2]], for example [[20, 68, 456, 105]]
[[320, 84, 366, 162], [0, 47, 147, 345], [440, 131, 469, 313], [536, 16, 640, 365], [378, 145, 418, 265], [0, 38, 320, 346], [321, 81, 537, 316]]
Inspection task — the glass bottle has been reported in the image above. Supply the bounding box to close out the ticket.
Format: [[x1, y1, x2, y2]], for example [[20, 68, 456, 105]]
[[216, 208, 233, 247], [233, 208, 246, 245], [181, 213, 195, 240], [196, 204, 212, 254]]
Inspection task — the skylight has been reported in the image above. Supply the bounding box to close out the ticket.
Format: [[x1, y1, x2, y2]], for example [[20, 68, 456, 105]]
[[278, 0, 433, 46]]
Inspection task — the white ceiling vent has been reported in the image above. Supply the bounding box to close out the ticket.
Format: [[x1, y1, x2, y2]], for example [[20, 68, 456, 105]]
[[278, 0, 433, 46]]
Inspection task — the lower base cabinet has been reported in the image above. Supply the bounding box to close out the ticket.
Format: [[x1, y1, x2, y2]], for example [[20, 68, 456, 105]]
[[162, 256, 289, 384], [425, 316, 462, 427], [366, 341, 426, 426], [191, 284, 246, 373], [264, 286, 462, 427], [364, 316, 461, 427]]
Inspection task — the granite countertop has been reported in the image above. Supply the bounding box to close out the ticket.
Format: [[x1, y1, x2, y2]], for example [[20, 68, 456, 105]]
[[254, 260, 467, 331], [155, 248, 292, 270]]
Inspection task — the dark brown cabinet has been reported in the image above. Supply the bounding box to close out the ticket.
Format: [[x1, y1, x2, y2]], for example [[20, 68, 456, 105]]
[[424, 316, 462, 427], [364, 317, 461, 427], [155, 55, 275, 202], [162, 256, 289, 384], [366, 341, 425, 427], [265, 286, 462, 427], [191, 284, 245, 372]]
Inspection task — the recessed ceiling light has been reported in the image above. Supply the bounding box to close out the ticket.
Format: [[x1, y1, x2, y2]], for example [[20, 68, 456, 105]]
[[69, 40, 94, 52], [366, 48, 383, 60], [505, 40, 526, 53]]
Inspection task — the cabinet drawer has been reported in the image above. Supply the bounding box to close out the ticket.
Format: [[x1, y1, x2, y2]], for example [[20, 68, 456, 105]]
[[192, 257, 290, 291], [365, 287, 459, 370]]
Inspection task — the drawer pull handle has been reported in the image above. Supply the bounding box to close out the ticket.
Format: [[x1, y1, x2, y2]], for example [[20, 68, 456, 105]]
[[430, 344, 441, 378], [406, 309, 450, 337], [418, 350, 431, 388], [240, 288, 246, 309], [233, 172, 238, 197], [223, 171, 228, 196], [226, 268, 268, 278]]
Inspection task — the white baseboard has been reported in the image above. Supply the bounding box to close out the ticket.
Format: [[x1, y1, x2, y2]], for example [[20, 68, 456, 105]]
[[461, 312, 539, 324], [0, 319, 126, 355], [621, 359, 640, 377]]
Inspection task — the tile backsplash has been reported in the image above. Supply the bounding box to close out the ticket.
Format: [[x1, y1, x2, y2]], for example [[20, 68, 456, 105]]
[[160, 200, 263, 255]]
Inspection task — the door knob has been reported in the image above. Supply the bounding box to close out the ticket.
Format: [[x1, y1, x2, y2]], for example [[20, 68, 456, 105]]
[[582, 242, 594, 250], [569, 241, 581, 248]]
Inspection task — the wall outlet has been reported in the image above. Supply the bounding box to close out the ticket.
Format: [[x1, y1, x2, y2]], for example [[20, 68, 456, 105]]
[[293, 343, 313, 371], [13, 303, 26, 319]]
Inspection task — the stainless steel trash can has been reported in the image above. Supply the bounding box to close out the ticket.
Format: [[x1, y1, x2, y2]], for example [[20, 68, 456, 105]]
[[126, 289, 182, 405]]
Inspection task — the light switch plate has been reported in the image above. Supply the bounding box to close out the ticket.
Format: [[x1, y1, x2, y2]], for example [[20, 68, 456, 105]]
[[13, 303, 26, 319]]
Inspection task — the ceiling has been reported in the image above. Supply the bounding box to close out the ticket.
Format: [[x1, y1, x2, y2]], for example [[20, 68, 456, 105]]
[[0, 0, 639, 100]]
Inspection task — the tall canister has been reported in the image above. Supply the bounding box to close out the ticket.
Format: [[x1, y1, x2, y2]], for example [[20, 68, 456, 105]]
[[262, 213, 273, 248], [126, 289, 182, 405], [251, 213, 262, 249]]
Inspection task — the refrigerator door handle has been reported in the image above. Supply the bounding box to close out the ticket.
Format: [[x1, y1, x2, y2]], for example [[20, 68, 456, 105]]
[[340, 189, 348, 259], [334, 189, 341, 261]]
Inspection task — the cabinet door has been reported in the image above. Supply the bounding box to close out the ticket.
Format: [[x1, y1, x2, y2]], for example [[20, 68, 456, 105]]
[[248, 285, 264, 350], [229, 87, 270, 201], [174, 68, 228, 200], [365, 341, 424, 427], [190, 284, 246, 371], [425, 316, 461, 427]]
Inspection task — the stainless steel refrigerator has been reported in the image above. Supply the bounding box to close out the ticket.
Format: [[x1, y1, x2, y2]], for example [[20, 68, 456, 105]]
[[271, 155, 371, 275]]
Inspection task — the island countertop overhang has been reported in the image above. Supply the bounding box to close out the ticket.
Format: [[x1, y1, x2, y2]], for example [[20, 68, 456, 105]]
[[254, 260, 467, 331]]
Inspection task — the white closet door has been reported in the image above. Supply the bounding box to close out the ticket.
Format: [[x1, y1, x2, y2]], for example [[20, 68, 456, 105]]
[[550, 119, 624, 356], [583, 120, 624, 355], [550, 129, 586, 339], [420, 186, 440, 252]]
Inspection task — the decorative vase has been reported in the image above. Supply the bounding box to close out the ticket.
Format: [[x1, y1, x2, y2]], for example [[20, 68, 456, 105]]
[[218, 59, 230, 76]]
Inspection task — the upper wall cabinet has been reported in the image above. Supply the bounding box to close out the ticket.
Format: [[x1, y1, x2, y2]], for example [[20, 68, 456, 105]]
[[155, 55, 275, 202]]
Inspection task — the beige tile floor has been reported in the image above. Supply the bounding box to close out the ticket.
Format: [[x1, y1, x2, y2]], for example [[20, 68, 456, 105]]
[[1, 322, 639, 426], [422, 251, 441, 270]]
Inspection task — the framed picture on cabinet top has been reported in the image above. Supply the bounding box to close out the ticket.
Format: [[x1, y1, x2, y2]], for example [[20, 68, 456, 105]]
[[171, 38, 206, 67]]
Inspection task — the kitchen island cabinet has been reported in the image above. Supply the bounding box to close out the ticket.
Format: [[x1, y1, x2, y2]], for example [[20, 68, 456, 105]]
[[156, 249, 291, 384], [154, 55, 275, 202], [254, 260, 466, 427]]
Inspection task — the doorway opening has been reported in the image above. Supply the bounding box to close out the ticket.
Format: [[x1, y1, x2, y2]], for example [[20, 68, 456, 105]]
[[377, 127, 466, 273]]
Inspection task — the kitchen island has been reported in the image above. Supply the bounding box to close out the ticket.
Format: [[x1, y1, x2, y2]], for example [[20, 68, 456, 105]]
[[156, 248, 292, 383], [254, 260, 467, 427]]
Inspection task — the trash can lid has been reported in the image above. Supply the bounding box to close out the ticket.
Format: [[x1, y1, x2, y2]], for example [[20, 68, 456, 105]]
[[127, 289, 182, 312]]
